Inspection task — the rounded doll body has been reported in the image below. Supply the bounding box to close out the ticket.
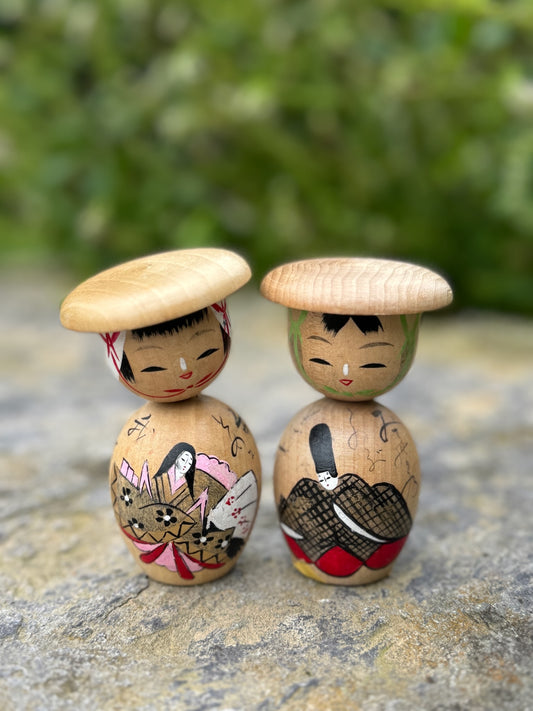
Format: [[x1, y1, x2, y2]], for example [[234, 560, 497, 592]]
[[111, 396, 259, 585]]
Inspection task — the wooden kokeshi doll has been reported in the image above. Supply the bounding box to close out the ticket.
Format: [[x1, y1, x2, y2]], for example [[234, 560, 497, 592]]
[[60, 249, 261, 585], [261, 257, 452, 585]]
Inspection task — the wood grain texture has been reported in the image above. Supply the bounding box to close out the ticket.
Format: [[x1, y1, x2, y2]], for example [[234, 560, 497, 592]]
[[260, 257, 453, 314], [60, 248, 251, 332]]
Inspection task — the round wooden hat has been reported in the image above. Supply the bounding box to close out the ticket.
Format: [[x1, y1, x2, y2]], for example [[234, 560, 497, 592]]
[[60, 248, 252, 332], [260, 257, 452, 315]]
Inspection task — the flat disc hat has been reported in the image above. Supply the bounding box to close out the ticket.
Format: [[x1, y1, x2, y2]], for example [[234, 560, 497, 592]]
[[60, 248, 252, 332], [260, 257, 452, 315]]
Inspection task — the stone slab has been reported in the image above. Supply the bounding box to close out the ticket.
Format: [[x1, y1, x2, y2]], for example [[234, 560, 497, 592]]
[[0, 268, 531, 710]]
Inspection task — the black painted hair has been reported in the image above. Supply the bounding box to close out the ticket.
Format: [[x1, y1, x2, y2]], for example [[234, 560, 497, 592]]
[[321, 314, 383, 335], [154, 442, 196, 499], [119, 308, 229, 383], [120, 352, 135, 382], [309, 423, 338, 477], [131, 310, 208, 340]]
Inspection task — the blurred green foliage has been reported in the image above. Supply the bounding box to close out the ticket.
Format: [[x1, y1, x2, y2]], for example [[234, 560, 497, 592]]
[[0, 0, 532, 312]]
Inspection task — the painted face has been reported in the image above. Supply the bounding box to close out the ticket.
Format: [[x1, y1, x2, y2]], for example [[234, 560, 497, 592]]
[[119, 307, 228, 401], [175, 450, 193, 474], [317, 470, 339, 491], [289, 310, 420, 401]]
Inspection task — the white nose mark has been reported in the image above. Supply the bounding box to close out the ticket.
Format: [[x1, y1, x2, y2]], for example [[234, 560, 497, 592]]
[[343, 363, 349, 376], [180, 357, 187, 371]]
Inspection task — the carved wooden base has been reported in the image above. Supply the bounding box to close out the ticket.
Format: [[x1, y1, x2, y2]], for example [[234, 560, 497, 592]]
[[274, 398, 420, 585], [109, 395, 261, 585]]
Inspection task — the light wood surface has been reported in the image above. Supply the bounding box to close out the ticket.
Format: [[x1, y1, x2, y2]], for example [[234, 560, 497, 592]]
[[261, 257, 453, 314], [60, 248, 251, 332]]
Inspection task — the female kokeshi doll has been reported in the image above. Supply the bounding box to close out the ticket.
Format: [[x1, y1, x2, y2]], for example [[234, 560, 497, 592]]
[[60, 249, 261, 585]]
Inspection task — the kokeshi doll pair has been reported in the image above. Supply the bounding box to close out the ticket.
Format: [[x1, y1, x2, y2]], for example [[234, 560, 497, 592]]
[[61, 250, 452, 586]]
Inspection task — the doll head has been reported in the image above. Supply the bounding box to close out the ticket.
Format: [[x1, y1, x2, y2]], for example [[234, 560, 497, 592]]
[[288, 309, 420, 401], [261, 256, 452, 401], [60, 249, 252, 402], [101, 301, 231, 402]]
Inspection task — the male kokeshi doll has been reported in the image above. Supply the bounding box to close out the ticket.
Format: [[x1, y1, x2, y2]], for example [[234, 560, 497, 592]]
[[261, 257, 452, 585]]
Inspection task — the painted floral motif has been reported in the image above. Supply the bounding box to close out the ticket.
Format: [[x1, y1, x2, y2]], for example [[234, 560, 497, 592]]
[[128, 518, 144, 531], [120, 487, 133, 507], [156, 509, 178, 527]]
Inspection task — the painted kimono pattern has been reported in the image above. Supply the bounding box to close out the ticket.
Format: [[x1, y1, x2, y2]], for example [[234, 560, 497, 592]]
[[278, 420, 413, 578], [278, 474, 412, 577], [111, 450, 258, 580]]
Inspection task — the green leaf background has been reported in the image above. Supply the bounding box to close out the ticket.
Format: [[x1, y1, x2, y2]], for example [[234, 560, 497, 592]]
[[1, 0, 532, 312]]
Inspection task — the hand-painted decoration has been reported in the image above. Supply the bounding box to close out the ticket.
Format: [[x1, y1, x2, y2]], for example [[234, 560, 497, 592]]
[[261, 257, 452, 585], [61, 249, 261, 585]]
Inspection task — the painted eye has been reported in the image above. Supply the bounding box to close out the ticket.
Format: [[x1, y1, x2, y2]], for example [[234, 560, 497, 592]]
[[360, 363, 386, 369], [141, 366, 167, 372], [197, 348, 219, 360], [310, 358, 332, 366]]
